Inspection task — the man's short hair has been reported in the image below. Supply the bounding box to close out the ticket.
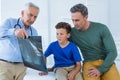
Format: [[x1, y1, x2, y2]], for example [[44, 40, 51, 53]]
[[70, 3, 88, 17]]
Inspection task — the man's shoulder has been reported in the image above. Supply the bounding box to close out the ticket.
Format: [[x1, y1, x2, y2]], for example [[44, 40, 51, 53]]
[[4, 17, 17, 21], [90, 21, 108, 30], [0, 17, 18, 26], [91, 21, 107, 27], [90, 22, 110, 33]]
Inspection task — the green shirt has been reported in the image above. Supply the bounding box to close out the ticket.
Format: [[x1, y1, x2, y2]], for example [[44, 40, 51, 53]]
[[70, 22, 117, 74]]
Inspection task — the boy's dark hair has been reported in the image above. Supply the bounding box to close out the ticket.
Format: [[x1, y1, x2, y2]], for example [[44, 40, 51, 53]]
[[55, 22, 71, 33], [70, 3, 88, 17]]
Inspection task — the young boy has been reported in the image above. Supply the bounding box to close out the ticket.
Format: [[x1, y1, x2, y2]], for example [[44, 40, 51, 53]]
[[39, 22, 83, 80]]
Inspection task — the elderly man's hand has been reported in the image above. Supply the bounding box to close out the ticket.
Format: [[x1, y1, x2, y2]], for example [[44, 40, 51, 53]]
[[14, 28, 28, 39]]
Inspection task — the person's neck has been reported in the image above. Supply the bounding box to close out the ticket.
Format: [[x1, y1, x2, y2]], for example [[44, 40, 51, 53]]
[[24, 26, 28, 30], [82, 21, 90, 31], [21, 18, 29, 29], [59, 40, 69, 48]]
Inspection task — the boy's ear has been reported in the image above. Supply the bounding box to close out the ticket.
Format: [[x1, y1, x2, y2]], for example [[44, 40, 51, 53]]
[[67, 33, 70, 38]]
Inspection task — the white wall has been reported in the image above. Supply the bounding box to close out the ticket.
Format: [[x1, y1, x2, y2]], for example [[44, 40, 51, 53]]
[[0, 0, 1, 23], [109, 0, 120, 36], [0, 0, 120, 67], [109, 0, 120, 62]]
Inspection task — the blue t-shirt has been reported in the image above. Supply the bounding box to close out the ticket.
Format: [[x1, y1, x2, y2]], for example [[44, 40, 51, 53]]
[[45, 41, 82, 68]]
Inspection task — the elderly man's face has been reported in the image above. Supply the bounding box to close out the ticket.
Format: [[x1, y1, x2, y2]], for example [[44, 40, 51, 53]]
[[21, 6, 39, 27]]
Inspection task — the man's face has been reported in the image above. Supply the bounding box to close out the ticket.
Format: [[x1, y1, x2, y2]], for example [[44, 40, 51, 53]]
[[71, 12, 87, 30], [22, 7, 39, 27]]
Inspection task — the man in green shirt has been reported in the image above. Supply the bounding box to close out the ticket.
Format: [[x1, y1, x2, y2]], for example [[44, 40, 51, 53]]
[[70, 3, 120, 80]]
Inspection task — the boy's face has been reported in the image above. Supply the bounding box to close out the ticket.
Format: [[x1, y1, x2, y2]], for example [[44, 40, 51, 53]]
[[56, 28, 70, 44]]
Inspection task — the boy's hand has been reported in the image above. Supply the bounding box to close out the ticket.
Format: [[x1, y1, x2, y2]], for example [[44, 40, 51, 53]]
[[39, 72, 48, 76], [48, 68, 54, 72]]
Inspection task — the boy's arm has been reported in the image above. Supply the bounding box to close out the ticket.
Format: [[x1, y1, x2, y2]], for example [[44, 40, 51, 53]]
[[67, 62, 81, 80]]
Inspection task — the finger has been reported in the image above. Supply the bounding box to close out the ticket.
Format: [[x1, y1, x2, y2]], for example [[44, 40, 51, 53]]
[[21, 32, 25, 39], [88, 69, 94, 74], [23, 29, 28, 39], [48, 68, 53, 72], [14, 29, 21, 37], [67, 74, 73, 80], [88, 69, 95, 76], [38, 72, 48, 76], [88, 69, 100, 77], [88, 67, 97, 74], [88, 72, 97, 77], [67, 74, 70, 80], [88, 67, 95, 71]]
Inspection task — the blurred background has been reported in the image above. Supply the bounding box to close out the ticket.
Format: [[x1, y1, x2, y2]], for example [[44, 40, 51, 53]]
[[0, 0, 120, 73]]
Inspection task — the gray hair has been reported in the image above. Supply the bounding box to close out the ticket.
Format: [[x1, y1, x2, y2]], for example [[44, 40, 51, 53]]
[[70, 3, 88, 17], [25, 2, 39, 11]]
